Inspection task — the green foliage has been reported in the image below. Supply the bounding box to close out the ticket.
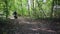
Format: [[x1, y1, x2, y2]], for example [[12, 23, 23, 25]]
[[0, 0, 60, 19]]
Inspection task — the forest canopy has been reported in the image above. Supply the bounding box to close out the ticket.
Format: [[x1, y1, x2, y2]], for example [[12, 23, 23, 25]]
[[0, 0, 60, 19]]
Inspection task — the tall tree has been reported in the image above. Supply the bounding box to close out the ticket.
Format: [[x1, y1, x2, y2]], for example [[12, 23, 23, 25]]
[[50, 0, 54, 18], [27, 0, 30, 16], [3, 0, 9, 18]]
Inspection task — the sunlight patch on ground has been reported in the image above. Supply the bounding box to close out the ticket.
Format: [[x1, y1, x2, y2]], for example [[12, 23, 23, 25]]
[[29, 27, 56, 32], [8, 16, 14, 19], [31, 28, 38, 31], [46, 30, 56, 32]]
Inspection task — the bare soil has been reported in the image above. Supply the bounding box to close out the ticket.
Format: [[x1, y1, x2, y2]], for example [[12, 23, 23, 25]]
[[0, 17, 60, 34]]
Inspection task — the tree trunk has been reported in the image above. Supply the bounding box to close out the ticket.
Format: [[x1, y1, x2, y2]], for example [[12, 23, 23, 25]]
[[4, 0, 9, 19], [50, 0, 54, 18], [27, 0, 30, 16], [20, 0, 23, 16]]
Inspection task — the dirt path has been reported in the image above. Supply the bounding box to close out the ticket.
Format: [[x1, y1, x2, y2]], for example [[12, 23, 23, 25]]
[[0, 17, 60, 34]]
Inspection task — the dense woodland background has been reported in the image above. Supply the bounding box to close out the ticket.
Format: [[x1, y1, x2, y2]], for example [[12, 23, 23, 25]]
[[0, 0, 60, 19]]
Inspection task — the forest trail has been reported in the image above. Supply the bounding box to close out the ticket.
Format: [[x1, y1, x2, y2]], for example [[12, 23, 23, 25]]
[[0, 17, 60, 34]]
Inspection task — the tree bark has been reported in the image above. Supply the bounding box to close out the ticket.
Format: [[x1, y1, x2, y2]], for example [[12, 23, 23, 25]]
[[50, 0, 54, 18]]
